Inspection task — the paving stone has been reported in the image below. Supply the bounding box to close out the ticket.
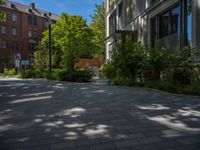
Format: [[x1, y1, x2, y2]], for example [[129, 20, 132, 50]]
[[115, 139, 139, 148], [23, 145, 50, 150], [155, 140, 181, 149], [138, 136, 162, 144], [0, 78, 199, 150], [90, 142, 116, 150], [175, 144, 200, 150], [64, 146, 90, 150], [51, 142, 76, 149], [177, 137, 200, 145], [76, 139, 101, 146], [133, 143, 159, 150]]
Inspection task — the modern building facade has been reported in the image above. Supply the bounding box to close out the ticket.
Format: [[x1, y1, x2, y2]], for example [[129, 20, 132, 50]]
[[106, 0, 200, 60], [0, 0, 59, 70]]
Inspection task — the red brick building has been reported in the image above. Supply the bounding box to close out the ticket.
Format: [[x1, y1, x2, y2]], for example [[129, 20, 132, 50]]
[[0, 0, 59, 71]]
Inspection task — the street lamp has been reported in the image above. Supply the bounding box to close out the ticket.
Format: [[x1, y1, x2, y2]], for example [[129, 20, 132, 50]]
[[48, 12, 52, 73]]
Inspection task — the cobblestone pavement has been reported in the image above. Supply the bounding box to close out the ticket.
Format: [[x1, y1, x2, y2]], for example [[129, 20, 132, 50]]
[[0, 78, 200, 150]]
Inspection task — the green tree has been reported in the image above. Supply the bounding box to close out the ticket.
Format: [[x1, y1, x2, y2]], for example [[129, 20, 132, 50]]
[[34, 13, 93, 71], [90, 2, 106, 59], [0, 0, 6, 22], [58, 13, 93, 70], [33, 42, 49, 70]]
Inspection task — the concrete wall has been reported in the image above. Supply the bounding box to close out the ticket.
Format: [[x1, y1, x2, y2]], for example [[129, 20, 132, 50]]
[[196, 0, 200, 51], [106, 0, 200, 61]]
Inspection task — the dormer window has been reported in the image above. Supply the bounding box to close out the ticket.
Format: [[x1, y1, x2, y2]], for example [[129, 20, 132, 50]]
[[44, 13, 47, 17], [10, 3, 16, 9], [28, 8, 33, 13]]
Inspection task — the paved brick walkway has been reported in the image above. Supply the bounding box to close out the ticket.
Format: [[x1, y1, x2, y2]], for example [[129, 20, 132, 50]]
[[0, 78, 199, 150]]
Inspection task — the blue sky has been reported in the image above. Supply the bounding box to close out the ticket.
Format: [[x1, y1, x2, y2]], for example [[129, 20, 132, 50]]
[[11, 0, 103, 24]]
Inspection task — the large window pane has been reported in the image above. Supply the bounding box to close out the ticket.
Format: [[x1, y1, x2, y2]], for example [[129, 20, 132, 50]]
[[187, 0, 192, 47], [109, 11, 116, 35], [171, 6, 180, 34], [159, 12, 170, 38], [125, 0, 135, 25], [159, 5, 180, 38]]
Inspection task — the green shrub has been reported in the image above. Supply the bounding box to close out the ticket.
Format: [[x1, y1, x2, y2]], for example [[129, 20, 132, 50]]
[[100, 63, 116, 79], [57, 70, 92, 82], [20, 70, 36, 78], [112, 42, 149, 78], [148, 48, 172, 80], [110, 76, 144, 87], [3, 68, 16, 76], [20, 69, 92, 82], [73, 70, 92, 82]]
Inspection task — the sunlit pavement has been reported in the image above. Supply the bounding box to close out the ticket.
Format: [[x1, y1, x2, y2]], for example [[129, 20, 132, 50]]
[[0, 78, 200, 150]]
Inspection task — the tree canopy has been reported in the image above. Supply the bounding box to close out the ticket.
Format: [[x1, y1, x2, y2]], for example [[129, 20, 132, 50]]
[[34, 13, 94, 71], [90, 2, 106, 59], [34, 3, 106, 71], [0, 0, 6, 22]]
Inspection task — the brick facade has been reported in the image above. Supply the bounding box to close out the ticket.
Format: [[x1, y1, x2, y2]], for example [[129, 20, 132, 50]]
[[0, 0, 59, 71]]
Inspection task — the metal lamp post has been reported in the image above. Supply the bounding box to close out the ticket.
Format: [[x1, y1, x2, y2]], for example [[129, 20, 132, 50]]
[[48, 13, 52, 73]]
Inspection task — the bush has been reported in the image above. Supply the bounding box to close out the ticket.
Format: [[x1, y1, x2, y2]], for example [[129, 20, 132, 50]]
[[20, 69, 92, 82], [110, 76, 144, 87], [57, 70, 92, 82], [100, 63, 116, 79], [20, 70, 37, 78], [112, 42, 149, 78], [3, 68, 16, 76], [108, 41, 200, 96]]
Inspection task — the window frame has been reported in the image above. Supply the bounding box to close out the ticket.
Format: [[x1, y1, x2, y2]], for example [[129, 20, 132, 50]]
[[12, 27, 17, 36], [28, 43, 36, 52], [1, 26, 6, 34], [1, 40, 7, 49], [12, 41, 18, 51], [28, 16, 37, 26], [158, 4, 181, 38], [12, 13, 17, 22], [28, 31, 32, 37]]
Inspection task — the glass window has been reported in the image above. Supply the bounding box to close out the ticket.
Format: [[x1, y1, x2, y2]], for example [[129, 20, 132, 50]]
[[171, 6, 180, 34], [29, 43, 36, 52], [118, 1, 123, 18], [33, 17, 37, 25], [159, 5, 180, 38], [12, 41, 17, 50], [12, 28, 16, 36], [11, 4, 16, 9], [124, 0, 134, 25], [45, 22, 49, 29], [187, 0, 192, 47], [28, 31, 32, 37], [1, 26, 6, 34], [12, 14, 17, 22], [1, 40, 7, 48], [28, 16, 37, 25], [159, 12, 170, 38], [118, 1, 123, 29], [109, 11, 116, 35], [28, 16, 32, 25]]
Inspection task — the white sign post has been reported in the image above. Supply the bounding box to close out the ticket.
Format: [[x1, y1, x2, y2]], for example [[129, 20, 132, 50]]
[[14, 53, 21, 73]]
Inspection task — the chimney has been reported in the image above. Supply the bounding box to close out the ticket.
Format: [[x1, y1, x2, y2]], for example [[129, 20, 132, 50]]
[[31, 3, 35, 9]]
